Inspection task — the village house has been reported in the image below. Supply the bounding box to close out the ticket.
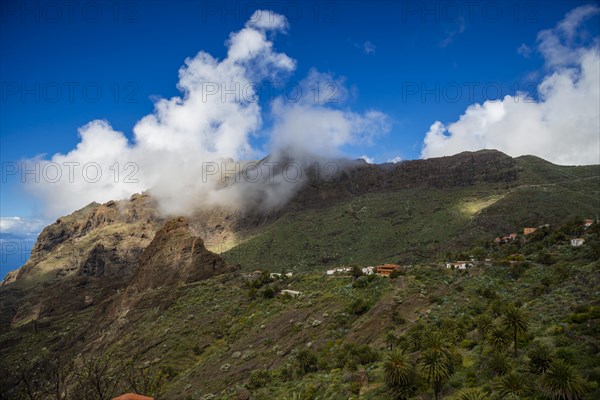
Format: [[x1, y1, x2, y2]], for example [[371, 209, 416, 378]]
[[242, 270, 264, 279], [326, 267, 352, 275], [362, 266, 375, 275], [270, 272, 293, 279], [280, 289, 302, 298], [523, 227, 537, 235], [446, 261, 473, 270], [571, 238, 585, 247], [583, 219, 594, 228], [375, 264, 401, 276], [495, 233, 518, 244]]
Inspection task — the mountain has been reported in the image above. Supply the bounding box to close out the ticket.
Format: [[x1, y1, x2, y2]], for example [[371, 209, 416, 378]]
[[1, 150, 598, 399]]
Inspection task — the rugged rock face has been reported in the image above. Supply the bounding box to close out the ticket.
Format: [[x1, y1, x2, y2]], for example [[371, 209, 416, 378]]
[[131, 217, 237, 291], [2, 193, 161, 286]]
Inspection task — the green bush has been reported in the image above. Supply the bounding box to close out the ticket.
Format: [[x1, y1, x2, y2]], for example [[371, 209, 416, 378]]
[[347, 297, 371, 316], [248, 369, 271, 389]]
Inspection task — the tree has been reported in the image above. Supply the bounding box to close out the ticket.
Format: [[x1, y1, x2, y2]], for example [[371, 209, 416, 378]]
[[121, 362, 167, 398], [383, 349, 416, 398], [419, 349, 454, 400], [293, 349, 318, 376], [451, 387, 490, 400], [350, 265, 364, 279], [43, 358, 74, 400], [501, 304, 529, 356], [12, 361, 44, 400], [486, 325, 511, 351], [418, 331, 460, 400], [476, 314, 494, 339], [386, 331, 398, 351], [528, 342, 553, 374], [493, 370, 530, 398], [485, 351, 512, 377], [537, 359, 588, 400], [73, 353, 122, 400]]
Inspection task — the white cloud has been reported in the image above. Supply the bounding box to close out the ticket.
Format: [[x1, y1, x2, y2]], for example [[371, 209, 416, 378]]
[[387, 156, 402, 163], [363, 41, 376, 54], [421, 5, 600, 165], [537, 4, 599, 68], [359, 155, 375, 164], [24, 11, 389, 218], [517, 43, 532, 58], [0, 217, 47, 238], [440, 17, 465, 48]]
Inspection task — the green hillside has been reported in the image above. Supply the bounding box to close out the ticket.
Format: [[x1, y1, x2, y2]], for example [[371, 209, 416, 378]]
[[2, 221, 599, 399], [222, 158, 599, 271]]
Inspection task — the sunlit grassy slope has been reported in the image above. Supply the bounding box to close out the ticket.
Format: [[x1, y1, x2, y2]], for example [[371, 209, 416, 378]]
[[222, 158, 599, 271]]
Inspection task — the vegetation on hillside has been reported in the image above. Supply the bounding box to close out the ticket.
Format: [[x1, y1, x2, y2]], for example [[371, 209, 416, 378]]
[[2, 219, 598, 399]]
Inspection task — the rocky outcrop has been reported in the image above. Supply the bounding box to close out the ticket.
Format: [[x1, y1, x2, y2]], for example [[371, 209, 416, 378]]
[[130, 217, 238, 291], [3, 193, 161, 286]]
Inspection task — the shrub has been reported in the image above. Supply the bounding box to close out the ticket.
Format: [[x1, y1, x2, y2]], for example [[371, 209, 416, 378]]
[[352, 276, 370, 289], [294, 349, 318, 375], [347, 297, 371, 316], [248, 369, 271, 389]]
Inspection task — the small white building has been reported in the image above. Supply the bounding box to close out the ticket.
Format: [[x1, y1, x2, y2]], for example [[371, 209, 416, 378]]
[[362, 266, 375, 275], [270, 272, 293, 279], [571, 238, 585, 247], [326, 267, 352, 275], [446, 261, 473, 270], [280, 289, 302, 298]]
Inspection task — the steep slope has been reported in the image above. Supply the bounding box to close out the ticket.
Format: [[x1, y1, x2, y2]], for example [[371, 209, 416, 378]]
[[131, 217, 237, 291]]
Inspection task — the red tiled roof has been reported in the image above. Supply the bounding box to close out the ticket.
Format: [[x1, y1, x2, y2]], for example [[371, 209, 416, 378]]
[[112, 394, 154, 400]]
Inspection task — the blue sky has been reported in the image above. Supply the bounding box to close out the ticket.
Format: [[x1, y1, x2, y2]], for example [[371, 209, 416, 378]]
[[1, 1, 599, 277]]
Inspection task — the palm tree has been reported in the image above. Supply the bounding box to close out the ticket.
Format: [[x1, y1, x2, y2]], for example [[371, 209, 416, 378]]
[[424, 331, 454, 359], [528, 342, 553, 374], [485, 351, 512, 377], [419, 349, 454, 400], [476, 314, 494, 339], [383, 349, 415, 398], [494, 370, 530, 398], [538, 359, 588, 400], [452, 387, 490, 400], [293, 349, 317, 376], [486, 325, 511, 351], [501, 304, 529, 356]]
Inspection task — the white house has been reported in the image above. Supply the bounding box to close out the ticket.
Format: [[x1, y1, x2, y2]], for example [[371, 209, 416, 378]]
[[270, 272, 293, 279], [571, 238, 585, 247], [446, 261, 473, 270], [361, 266, 375, 275], [326, 267, 352, 275]]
